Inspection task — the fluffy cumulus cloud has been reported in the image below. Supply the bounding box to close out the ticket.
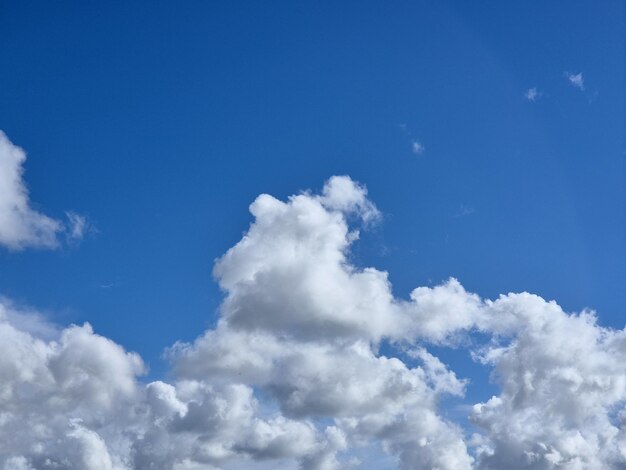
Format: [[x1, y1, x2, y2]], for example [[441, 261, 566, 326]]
[[470, 295, 626, 469], [2, 174, 626, 469], [0, 131, 87, 250], [0, 301, 328, 470]]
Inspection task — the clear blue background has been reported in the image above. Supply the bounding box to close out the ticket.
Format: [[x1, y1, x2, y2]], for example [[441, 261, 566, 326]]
[[0, 1, 623, 392]]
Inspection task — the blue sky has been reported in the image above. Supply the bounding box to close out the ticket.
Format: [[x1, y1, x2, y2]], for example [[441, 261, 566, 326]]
[[0, 2, 624, 468], [2, 0, 622, 372]]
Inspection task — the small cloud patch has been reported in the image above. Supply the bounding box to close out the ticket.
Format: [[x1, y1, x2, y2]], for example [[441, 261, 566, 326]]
[[411, 140, 425, 155], [524, 87, 540, 101], [565, 72, 585, 90]]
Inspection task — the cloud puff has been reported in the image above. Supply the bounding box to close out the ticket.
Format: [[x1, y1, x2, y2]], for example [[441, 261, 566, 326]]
[[566, 72, 585, 90], [411, 141, 424, 155], [3, 175, 626, 469], [524, 87, 540, 101], [0, 131, 87, 250]]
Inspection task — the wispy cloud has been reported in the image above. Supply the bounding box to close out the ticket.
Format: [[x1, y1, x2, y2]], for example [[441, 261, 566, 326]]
[[399, 124, 425, 156], [65, 211, 92, 242], [565, 71, 585, 90], [411, 140, 424, 155], [524, 87, 540, 101], [454, 204, 475, 217]]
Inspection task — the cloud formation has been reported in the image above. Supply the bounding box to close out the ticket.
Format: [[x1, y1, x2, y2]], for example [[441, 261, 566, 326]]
[[2, 175, 626, 469], [411, 141, 424, 155], [0, 131, 86, 250], [65, 211, 90, 241], [566, 72, 585, 90], [524, 87, 540, 101]]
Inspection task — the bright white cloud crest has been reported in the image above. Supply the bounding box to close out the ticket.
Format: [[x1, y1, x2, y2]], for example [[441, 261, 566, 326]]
[[2, 172, 626, 469]]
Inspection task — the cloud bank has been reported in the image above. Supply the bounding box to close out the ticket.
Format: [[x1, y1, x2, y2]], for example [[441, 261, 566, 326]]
[[0, 131, 86, 250], [2, 174, 626, 469]]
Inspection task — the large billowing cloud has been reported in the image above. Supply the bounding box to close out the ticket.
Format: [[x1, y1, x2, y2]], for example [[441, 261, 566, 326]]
[[470, 295, 626, 469], [1, 174, 626, 469], [0, 131, 86, 250], [0, 301, 330, 470]]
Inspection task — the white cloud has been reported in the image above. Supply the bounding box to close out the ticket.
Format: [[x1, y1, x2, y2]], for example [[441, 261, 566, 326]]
[[65, 211, 90, 241], [0, 131, 63, 249], [3, 175, 626, 469], [524, 87, 540, 101], [0, 131, 86, 250], [411, 140, 424, 155], [209, 178, 394, 343], [0, 301, 330, 470], [470, 294, 626, 469], [319, 175, 380, 224], [566, 72, 585, 90], [0, 303, 144, 469]]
